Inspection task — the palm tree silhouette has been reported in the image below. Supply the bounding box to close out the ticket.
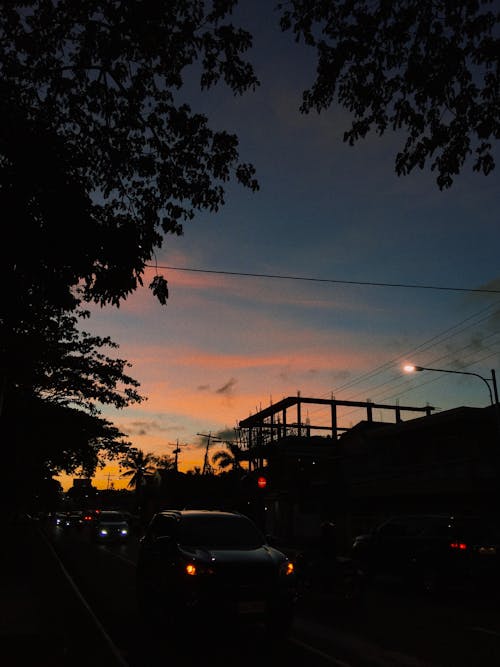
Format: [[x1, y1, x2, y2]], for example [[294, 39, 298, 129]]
[[120, 448, 157, 503], [212, 442, 242, 473]]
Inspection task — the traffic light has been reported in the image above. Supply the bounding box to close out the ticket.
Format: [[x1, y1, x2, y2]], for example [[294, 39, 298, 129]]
[[257, 475, 267, 490]]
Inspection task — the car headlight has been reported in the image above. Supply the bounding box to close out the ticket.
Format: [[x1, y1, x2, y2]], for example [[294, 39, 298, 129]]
[[120, 528, 128, 535], [99, 528, 108, 536], [279, 561, 295, 576]]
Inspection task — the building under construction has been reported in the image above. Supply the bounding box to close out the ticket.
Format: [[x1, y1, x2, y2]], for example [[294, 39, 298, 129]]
[[237, 392, 434, 470], [235, 394, 500, 552]]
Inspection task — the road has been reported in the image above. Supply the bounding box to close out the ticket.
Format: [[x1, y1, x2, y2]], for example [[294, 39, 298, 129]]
[[45, 523, 500, 667]]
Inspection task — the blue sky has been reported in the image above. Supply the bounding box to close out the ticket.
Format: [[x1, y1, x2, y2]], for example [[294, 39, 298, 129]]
[[59, 3, 500, 489]]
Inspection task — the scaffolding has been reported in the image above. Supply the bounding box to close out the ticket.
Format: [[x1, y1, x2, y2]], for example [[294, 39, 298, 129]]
[[238, 393, 435, 455]]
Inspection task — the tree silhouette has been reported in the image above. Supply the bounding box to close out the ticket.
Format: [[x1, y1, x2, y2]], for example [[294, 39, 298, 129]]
[[0, 299, 142, 513], [120, 449, 158, 495], [1, 2, 259, 310], [212, 442, 243, 473], [280, 0, 500, 188], [0, 4, 260, 501]]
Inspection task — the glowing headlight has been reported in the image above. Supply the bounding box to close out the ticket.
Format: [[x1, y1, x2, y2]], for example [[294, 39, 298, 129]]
[[120, 528, 128, 535], [279, 561, 294, 576], [99, 528, 108, 536]]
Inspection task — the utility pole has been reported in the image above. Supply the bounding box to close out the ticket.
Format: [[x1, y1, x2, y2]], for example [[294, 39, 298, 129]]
[[169, 439, 187, 472], [197, 433, 214, 475]]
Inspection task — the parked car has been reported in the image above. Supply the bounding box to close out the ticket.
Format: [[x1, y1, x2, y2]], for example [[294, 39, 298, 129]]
[[93, 510, 130, 542], [351, 513, 500, 594], [136, 509, 297, 634]]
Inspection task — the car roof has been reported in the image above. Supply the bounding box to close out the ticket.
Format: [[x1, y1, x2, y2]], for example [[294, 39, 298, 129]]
[[386, 514, 489, 521], [387, 514, 452, 520], [157, 509, 246, 519]]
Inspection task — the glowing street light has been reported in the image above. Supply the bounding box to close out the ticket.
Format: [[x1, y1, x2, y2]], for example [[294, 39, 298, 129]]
[[404, 364, 499, 406]]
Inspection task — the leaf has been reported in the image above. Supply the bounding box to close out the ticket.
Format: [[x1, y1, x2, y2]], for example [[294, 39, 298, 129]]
[[149, 274, 169, 305]]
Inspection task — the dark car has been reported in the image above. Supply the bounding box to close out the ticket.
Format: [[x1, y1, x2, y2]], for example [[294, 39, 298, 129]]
[[93, 510, 130, 542], [136, 509, 297, 634], [81, 509, 99, 525], [60, 512, 83, 530], [351, 513, 500, 594]]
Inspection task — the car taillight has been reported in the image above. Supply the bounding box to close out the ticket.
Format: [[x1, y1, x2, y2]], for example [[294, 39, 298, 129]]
[[184, 562, 214, 576], [450, 542, 467, 550]]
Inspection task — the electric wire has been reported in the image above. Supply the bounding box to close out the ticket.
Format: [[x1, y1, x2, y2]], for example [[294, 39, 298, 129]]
[[145, 263, 500, 431], [331, 346, 500, 424], [149, 263, 500, 416], [304, 301, 500, 422], [146, 264, 500, 295], [342, 328, 500, 405], [305, 304, 500, 425]]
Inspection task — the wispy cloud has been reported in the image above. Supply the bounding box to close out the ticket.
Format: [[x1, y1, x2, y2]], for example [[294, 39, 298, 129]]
[[216, 377, 238, 395]]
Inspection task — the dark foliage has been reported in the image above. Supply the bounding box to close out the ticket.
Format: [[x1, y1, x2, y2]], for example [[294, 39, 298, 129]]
[[1, 0, 259, 308], [0, 297, 142, 492], [0, 2, 260, 499], [280, 0, 500, 188], [1, 389, 130, 511]]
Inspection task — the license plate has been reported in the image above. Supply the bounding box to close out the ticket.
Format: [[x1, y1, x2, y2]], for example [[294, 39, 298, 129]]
[[238, 600, 266, 614]]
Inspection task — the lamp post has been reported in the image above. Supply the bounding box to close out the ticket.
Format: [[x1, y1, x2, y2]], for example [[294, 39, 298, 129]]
[[405, 365, 500, 508], [405, 364, 500, 455], [403, 365, 499, 406]]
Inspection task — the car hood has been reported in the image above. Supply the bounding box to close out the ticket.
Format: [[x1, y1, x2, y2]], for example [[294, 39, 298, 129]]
[[179, 544, 287, 567]]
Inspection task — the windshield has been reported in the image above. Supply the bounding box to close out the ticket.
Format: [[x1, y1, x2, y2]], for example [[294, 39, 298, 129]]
[[99, 512, 126, 522], [178, 515, 264, 549]]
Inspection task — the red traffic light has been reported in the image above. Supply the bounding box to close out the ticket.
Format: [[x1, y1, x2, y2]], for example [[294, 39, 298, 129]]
[[257, 475, 267, 489]]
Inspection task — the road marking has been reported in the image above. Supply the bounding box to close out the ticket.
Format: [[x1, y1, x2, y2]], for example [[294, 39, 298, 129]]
[[102, 547, 136, 567], [40, 528, 130, 667], [290, 637, 353, 666], [469, 626, 500, 638]]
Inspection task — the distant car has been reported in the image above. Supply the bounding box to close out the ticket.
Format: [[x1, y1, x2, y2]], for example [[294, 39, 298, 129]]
[[53, 512, 67, 527], [351, 513, 500, 594], [93, 511, 130, 542], [61, 512, 83, 529], [81, 509, 98, 524], [136, 509, 297, 634]]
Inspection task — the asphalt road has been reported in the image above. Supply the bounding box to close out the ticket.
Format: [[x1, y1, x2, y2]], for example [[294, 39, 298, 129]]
[[45, 524, 500, 667]]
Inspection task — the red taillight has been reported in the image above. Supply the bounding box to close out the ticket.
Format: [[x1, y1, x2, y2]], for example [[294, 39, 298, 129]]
[[257, 476, 267, 489], [450, 542, 467, 550]]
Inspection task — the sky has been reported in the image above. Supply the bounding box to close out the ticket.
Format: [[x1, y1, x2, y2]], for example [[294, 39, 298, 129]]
[[58, 2, 500, 491]]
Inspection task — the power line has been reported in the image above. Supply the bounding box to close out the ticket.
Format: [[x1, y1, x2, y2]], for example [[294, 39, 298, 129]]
[[306, 301, 500, 413], [145, 264, 500, 294], [305, 301, 500, 423]]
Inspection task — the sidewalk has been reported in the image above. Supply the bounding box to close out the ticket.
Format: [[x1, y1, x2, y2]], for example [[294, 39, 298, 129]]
[[0, 516, 127, 667]]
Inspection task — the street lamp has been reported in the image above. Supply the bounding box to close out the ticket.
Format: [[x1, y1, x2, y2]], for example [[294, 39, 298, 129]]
[[403, 364, 499, 406]]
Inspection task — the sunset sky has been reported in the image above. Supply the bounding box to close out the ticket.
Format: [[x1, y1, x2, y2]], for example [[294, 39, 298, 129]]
[[58, 2, 500, 491]]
